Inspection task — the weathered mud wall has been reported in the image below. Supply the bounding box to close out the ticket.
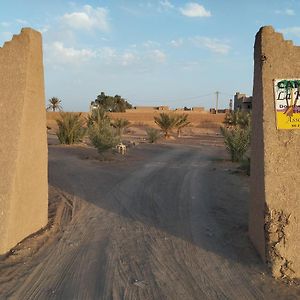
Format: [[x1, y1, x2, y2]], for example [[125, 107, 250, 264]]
[[250, 26, 300, 278], [0, 28, 48, 254]]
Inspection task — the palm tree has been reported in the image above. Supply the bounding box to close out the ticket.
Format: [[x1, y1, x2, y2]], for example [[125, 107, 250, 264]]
[[112, 118, 130, 138], [154, 113, 178, 139], [87, 106, 110, 128], [56, 113, 86, 144], [175, 114, 190, 137], [46, 97, 63, 112]]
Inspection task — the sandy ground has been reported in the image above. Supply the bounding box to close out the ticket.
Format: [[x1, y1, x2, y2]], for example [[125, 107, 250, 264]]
[[0, 134, 300, 299]]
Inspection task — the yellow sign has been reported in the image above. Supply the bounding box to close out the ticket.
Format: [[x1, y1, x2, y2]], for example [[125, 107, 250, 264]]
[[274, 79, 300, 129]]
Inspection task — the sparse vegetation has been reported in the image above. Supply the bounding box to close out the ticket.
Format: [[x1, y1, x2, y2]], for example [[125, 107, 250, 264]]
[[220, 126, 250, 162], [87, 106, 110, 127], [112, 118, 130, 138], [47, 97, 63, 112], [89, 124, 120, 153], [175, 114, 190, 137], [223, 110, 251, 129], [220, 110, 251, 163], [56, 112, 86, 144], [146, 128, 161, 143], [154, 113, 178, 138], [153, 113, 190, 138], [87, 107, 120, 153]]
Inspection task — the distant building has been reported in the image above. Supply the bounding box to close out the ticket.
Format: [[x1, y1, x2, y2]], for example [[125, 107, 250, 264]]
[[234, 92, 252, 112], [133, 106, 169, 111], [134, 106, 156, 110], [209, 108, 228, 114], [90, 101, 98, 111], [229, 99, 233, 111], [157, 106, 169, 111], [192, 107, 204, 112]]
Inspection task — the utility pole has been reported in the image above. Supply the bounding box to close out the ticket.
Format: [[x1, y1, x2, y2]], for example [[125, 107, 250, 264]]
[[215, 91, 219, 114]]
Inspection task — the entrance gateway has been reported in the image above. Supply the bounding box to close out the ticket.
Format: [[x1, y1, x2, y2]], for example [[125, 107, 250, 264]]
[[0, 28, 48, 254], [250, 26, 300, 279]]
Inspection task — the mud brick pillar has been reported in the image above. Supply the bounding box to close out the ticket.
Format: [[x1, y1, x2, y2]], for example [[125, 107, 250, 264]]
[[249, 26, 300, 278], [0, 28, 48, 254]]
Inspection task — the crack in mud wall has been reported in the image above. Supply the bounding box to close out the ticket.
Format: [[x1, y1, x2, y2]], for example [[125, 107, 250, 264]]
[[265, 208, 294, 278]]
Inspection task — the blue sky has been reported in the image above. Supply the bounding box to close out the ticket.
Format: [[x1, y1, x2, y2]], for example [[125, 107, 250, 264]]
[[1, 1, 300, 111]]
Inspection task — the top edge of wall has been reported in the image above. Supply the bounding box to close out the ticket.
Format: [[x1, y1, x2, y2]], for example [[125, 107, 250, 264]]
[[258, 25, 297, 47], [0, 27, 41, 50]]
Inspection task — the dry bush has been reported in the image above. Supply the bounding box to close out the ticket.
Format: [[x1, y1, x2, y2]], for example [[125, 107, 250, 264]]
[[146, 128, 161, 143]]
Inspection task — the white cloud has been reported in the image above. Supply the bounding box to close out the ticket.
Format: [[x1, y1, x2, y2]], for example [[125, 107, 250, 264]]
[[16, 19, 28, 25], [285, 9, 295, 15], [46, 41, 96, 64], [280, 27, 300, 38], [139, 2, 153, 9], [121, 52, 137, 66], [143, 40, 161, 48], [100, 47, 117, 57], [120, 6, 141, 16], [44, 39, 167, 68], [159, 0, 175, 10], [170, 38, 183, 47], [182, 61, 199, 71], [38, 25, 50, 34], [191, 37, 230, 54], [275, 8, 295, 16], [98, 47, 138, 66], [0, 22, 11, 27], [149, 49, 166, 63], [180, 3, 211, 17], [62, 5, 109, 31]]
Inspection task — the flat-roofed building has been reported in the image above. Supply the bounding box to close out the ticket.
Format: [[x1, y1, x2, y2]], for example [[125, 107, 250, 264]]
[[234, 92, 252, 112]]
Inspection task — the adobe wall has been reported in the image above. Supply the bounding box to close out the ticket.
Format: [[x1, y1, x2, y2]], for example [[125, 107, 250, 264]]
[[0, 28, 48, 254], [250, 26, 300, 278]]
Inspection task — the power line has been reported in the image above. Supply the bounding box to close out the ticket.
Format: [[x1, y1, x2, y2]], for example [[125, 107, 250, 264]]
[[171, 92, 215, 103], [131, 91, 234, 107], [220, 91, 234, 97]]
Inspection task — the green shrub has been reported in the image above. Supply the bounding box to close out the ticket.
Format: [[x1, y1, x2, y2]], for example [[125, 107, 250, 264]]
[[224, 110, 251, 129], [146, 128, 161, 143], [87, 107, 120, 152], [88, 122, 120, 153], [112, 118, 130, 137], [220, 126, 250, 162], [87, 107, 110, 127], [56, 112, 86, 144]]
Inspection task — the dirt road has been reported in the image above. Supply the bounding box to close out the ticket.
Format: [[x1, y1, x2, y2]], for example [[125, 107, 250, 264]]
[[1, 141, 300, 299]]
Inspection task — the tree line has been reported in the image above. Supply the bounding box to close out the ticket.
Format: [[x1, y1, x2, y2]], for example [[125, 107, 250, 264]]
[[46, 92, 133, 113]]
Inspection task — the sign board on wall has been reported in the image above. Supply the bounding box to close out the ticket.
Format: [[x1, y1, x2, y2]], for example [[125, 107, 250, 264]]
[[274, 79, 300, 129]]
